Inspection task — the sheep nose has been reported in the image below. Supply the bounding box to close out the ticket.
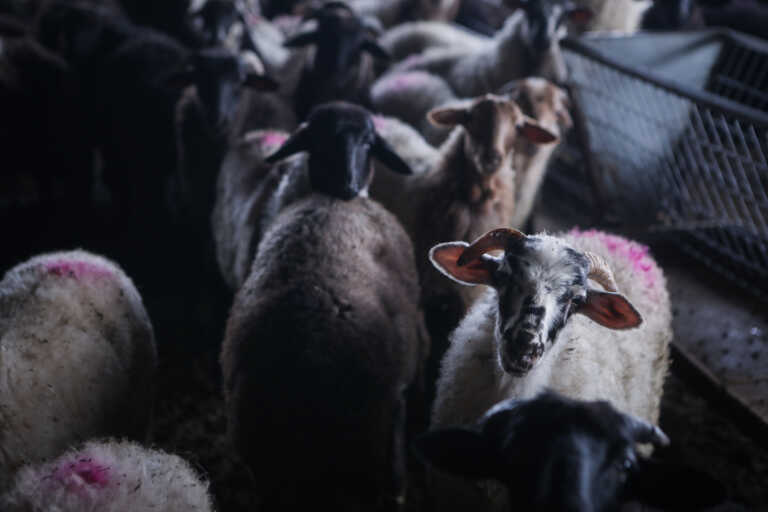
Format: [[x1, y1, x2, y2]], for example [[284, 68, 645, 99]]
[[484, 153, 502, 169]]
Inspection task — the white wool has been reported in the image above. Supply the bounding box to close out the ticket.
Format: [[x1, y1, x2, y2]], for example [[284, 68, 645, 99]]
[[0, 250, 157, 485], [1, 439, 214, 512], [573, 0, 652, 33], [394, 10, 568, 96], [380, 20, 490, 61], [432, 230, 672, 429]]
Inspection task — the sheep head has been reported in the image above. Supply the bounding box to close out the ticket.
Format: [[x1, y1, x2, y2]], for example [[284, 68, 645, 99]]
[[430, 228, 641, 376], [500, 76, 572, 133], [428, 94, 558, 178], [266, 101, 412, 200], [414, 391, 674, 512]]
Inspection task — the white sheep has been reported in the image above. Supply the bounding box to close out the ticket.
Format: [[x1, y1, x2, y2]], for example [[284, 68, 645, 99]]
[[427, 227, 671, 510], [211, 129, 308, 290], [349, 0, 462, 28], [393, 3, 592, 95], [370, 70, 458, 145], [430, 227, 671, 429], [379, 19, 489, 61], [0, 250, 157, 484], [1, 439, 214, 511]]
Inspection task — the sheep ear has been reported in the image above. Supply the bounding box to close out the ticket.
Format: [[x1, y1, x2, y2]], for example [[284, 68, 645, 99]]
[[361, 38, 390, 60], [428, 107, 469, 127], [519, 118, 558, 144], [429, 242, 499, 286], [283, 30, 319, 48], [412, 428, 502, 480], [577, 290, 642, 329], [265, 124, 309, 163], [243, 73, 280, 91], [371, 134, 413, 175]]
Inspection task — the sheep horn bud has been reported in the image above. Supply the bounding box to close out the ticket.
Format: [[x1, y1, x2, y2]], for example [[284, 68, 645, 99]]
[[457, 228, 525, 267], [584, 251, 618, 292]]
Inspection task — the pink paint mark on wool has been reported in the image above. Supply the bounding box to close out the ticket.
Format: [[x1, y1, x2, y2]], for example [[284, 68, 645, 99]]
[[382, 71, 430, 92], [261, 131, 288, 149], [569, 228, 659, 289], [45, 259, 113, 280], [372, 115, 390, 131], [48, 456, 111, 493]]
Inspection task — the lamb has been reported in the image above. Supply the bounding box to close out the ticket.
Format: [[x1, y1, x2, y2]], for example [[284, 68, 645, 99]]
[[369, 94, 558, 405], [0, 250, 157, 484], [284, 2, 391, 117], [393, 1, 592, 94], [1, 439, 213, 511], [414, 392, 689, 512], [220, 101, 428, 509], [426, 227, 672, 510]]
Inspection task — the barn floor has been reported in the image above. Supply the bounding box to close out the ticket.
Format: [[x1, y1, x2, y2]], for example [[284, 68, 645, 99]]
[[3, 199, 768, 511]]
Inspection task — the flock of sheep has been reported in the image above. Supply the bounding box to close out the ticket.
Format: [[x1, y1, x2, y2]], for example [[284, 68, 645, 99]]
[[0, 0, 748, 510]]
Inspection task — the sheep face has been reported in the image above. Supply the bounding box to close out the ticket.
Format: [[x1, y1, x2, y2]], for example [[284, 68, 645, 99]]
[[190, 48, 278, 130], [414, 392, 670, 512], [285, 3, 389, 76], [430, 229, 641, 376], [428, 94, 558, 178], [507, 0, 592, 82], [190, 0, 241, 48], [503, 77, 572, 133], [266, 101, 412, 199]]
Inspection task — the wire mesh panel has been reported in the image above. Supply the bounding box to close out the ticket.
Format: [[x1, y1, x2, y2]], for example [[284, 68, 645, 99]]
[[549, 31, 768, 298]]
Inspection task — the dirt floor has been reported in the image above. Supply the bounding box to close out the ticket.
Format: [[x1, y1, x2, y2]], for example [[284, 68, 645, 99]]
[[3, 201, 768, 511]]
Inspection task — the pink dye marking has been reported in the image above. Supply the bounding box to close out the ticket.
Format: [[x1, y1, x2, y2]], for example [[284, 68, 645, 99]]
[[381, 71, 430, 92], [49, 456, 111, 493], [372, 115, 390, 131], [45, 259, 113, 280], [261, 131, 288, 149], [569, 228, 659, 288]]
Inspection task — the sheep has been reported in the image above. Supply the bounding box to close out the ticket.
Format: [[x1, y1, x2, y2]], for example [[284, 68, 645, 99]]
[[220, 101, 428, 509], [0, 250, 157, 484], [426, 227, 672, 510], [370, 70, 458, 145], [428, 227, 671, 428], [1, 439, 213, 511], [504, 77, 572, 229], [572, 0, 652, 33], [415, 392, 677, 511], [371, 114, 440, 176], [369, 94, 558, 406], [349, 0, 462, 28], [284, 2, 391, 117], [393, 1, 593, 93], [211, 128, 309, 290], [379, 19, 490, 62]]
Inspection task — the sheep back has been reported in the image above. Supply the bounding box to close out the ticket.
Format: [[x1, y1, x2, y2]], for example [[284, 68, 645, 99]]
[[1, 439, 213, 512], [0, 250, 157, 485], [221, 194, 427, 498]]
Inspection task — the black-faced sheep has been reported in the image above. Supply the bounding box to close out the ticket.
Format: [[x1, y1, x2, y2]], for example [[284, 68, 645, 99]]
[[415, 392, 677, 512], [1, 439, 213, 511], [220, 102, 427, 509], [0, 251, 157, 484], [392, 1, 592, 92], [285, 1, 391, 117]]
